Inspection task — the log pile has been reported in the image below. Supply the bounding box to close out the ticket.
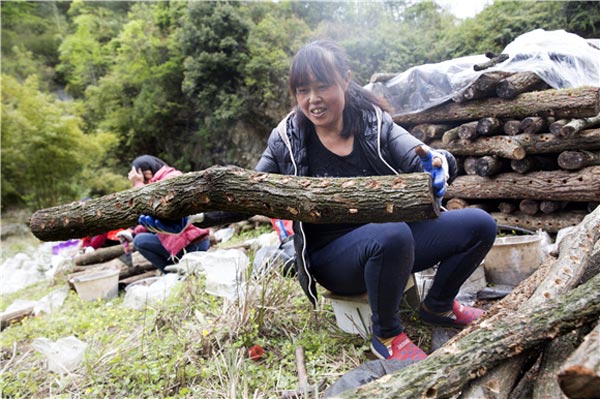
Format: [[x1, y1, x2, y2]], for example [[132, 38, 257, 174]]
[[392, 78, 600, 233]]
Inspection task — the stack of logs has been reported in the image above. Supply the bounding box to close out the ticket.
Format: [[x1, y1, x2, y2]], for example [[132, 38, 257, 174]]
[[390, 71, 600, 233]]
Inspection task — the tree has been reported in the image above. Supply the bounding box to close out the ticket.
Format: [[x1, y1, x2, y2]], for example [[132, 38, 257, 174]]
[[1, 74, 117, 209]]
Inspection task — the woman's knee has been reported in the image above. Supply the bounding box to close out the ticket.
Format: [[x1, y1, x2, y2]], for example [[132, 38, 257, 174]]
[[462, 208, 497, 246], [368, 223, 414, 255]]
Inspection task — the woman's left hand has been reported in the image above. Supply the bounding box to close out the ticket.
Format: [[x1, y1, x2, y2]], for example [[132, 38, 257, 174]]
[[128, 166, 144, 186]]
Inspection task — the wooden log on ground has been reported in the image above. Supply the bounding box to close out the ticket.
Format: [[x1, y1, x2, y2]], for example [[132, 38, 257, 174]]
[[393, 87, 600, 125], [496, 71, 549, 99], [490, 211, 587, 233], [446, 198, 470, 210], [558, 322, 600, 399], [454, 206, 600, 399], [446, 166, 600, 202], [29, 166, 439, 241], [558, 150, 600, 171], [557, 113, 600, 139], [532, 333, 579, 399], [335, 272, 600, 399], [118, 270, 161, 286], [74, 245, 125, 266], [0, 306, 34, 331], [473, 53, 509, 71]]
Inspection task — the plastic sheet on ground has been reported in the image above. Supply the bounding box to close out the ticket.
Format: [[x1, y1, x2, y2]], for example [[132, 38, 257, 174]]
[[121, 273, 181, 310], [31, 335, 87, 374], [366, 29, 600, 116]]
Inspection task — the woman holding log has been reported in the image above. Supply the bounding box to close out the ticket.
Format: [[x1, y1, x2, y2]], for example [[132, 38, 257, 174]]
[[129, 155, 211, 273], [140, 41, 496, 362]]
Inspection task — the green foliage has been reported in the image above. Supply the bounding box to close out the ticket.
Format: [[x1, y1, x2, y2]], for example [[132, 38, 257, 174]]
[[1, 74, 118, 209]]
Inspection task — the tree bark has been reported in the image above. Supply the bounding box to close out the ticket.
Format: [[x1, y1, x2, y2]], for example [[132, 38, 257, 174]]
[[431, 129, 600, 159], [504, 120, 523, 136], [532, 333, 578, 399], [29, 166, 439, 241], [475, 155, 508, 177], [556, 113, 600, 138], [393, 87, 600, 125], [550, 119, 571, 135], [453, 71, 514, 102], [334, 272, 600, 399], [498, 201, 517, 214], [446, 166, 600, 202], [410, 124, 451, 142], [496, 71, 549, 99], [458, 121, 480, 140], [539, 200, 566, 214], [558, 150, 600, 171], [510, 155, 558, 174], [518, 199, 539, 216], [557, 320, 600, 399], [477, 117, 503, 136], [490, 211, 587, 233], [519, 116, 547, 134]]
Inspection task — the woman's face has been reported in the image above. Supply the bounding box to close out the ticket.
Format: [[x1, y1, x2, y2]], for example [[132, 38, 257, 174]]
[[295, 72, 348, 134]]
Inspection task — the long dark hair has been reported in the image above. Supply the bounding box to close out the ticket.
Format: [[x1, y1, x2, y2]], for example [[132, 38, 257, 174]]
[[289, 40, 389, 138]]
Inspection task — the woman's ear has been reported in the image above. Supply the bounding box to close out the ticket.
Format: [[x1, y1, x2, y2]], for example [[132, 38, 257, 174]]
[[343, 70, 351, 91]]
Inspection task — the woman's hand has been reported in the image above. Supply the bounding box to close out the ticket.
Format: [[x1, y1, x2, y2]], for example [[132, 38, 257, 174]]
[[128, 166, 144, 186]]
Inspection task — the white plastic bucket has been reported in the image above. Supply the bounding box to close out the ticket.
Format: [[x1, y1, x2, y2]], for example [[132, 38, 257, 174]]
[[483, 234, 543, 286], [70, 268, 120, 301]]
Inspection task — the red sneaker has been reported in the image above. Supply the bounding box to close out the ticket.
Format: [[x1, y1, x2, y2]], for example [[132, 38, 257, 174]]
[[420, 301, 485, 329], [452, 301, 484, 326], [371, 332, 427, 361]]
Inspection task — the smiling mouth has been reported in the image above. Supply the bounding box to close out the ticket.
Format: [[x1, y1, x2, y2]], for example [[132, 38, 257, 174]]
[[310, 107, 326, 116]]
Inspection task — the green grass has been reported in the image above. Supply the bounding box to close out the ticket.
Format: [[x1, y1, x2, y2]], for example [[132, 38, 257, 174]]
[[0, 224, 432, 399]]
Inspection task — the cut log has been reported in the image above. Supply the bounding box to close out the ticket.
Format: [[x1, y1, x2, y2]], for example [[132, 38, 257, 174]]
[[510, 155, 558, 174], [446, 198, 470, 210], [504, 120, 523, 136], [558, 150, 600, 171], [432, 129, 600, 159], [28, 166, 439, 241], [431, 135, 526, 160], [475, 155, 508, 177], [334, 272, 600, 399], [532, 333, 579, 399], [519, 199, 539, 216], [410, 123, 451, 142], [539, 200, 566, 214], [463, 157, 479, 176], [441, 126, 460, 144], [453, 71, 514, 102], [519, 116, 547, 134], [393, 87, 600, 125], [118, 270, 161, 286], [446, 166, 600, 202], [550, 119, 571, 135], [457, 121, 480, 140], [557, 113, 600, 138], [0, 306, 34, 331], [476, 117, 503, 136], [449, 206, 600, 399], [74, 245, 125, 266], [515, 129, 600, 156], [490, 211, 587, 233], [369, 72, 398, 84], [558, 322, 600, 399], [496, 71, 549, 99], [498, 201, 517, 214]]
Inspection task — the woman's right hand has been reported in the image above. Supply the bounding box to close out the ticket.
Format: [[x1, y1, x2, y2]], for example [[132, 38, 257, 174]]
[[128, 166, 144, 186]]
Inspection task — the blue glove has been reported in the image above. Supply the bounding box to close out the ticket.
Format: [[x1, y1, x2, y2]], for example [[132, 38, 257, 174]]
[[418, 146, 449, 200], [138, 214, 189, 235]]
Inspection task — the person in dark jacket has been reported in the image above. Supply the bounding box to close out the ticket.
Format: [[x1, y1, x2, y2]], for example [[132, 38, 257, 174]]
[[140, 41, 496, 362]]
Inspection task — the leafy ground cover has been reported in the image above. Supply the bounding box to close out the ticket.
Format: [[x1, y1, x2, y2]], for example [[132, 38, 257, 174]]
[[0, 216, 433, 399]]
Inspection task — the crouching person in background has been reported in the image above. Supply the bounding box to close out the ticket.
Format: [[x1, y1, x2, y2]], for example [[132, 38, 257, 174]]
[[128, 155, 210, 273]]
